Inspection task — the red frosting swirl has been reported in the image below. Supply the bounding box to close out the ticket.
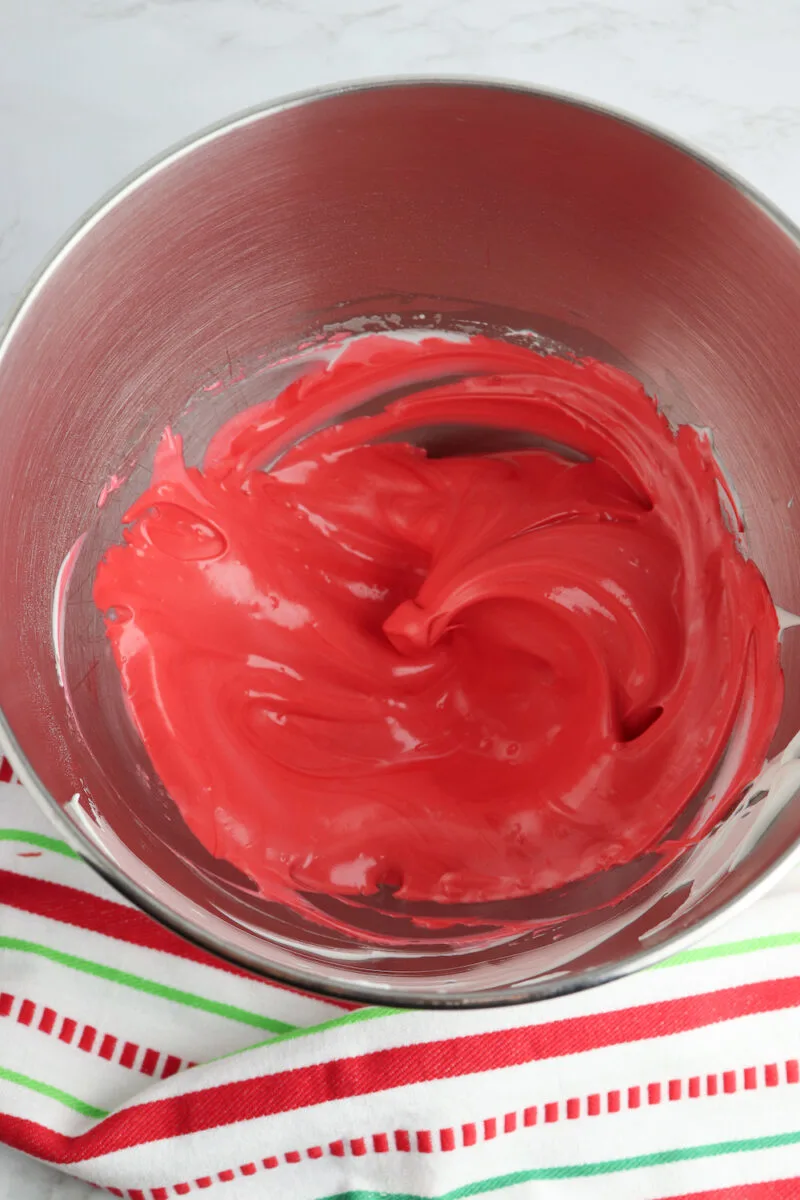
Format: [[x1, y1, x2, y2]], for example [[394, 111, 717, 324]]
[[94, 334, 783, 910]]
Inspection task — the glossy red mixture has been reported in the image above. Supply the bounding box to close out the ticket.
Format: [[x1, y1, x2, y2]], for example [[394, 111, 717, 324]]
[[94, 334, 783, 908]]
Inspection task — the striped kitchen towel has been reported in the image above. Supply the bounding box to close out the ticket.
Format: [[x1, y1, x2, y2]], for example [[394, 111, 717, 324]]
[[0, 760, 799, 1199]]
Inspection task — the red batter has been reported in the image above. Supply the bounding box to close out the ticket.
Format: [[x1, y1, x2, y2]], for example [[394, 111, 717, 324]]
[[94, 333, 783, 910]]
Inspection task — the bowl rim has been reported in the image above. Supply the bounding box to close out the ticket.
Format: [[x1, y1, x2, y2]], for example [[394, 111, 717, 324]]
[[3, 74, 800, 1009]]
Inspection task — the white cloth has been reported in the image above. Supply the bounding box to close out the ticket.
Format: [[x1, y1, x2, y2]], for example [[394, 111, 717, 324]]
[[0, 774, 799, 1199]]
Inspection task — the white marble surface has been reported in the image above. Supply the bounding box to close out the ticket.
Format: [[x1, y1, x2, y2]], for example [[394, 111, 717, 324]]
[[2, 0, 800, 1194]]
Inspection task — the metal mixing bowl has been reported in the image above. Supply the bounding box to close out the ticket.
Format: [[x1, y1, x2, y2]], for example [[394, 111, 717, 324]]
[[3, 79, 800, 1007]]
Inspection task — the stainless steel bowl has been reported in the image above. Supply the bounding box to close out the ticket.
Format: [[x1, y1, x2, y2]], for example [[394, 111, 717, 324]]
[[3, 79, 800, 1007]]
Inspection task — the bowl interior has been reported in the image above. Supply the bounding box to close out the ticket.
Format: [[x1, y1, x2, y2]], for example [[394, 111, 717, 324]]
[[3, 82, 800, 1004]]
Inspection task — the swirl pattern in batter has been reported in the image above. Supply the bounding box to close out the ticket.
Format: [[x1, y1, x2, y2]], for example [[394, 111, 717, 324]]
[[94, 333, 783, 909]]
